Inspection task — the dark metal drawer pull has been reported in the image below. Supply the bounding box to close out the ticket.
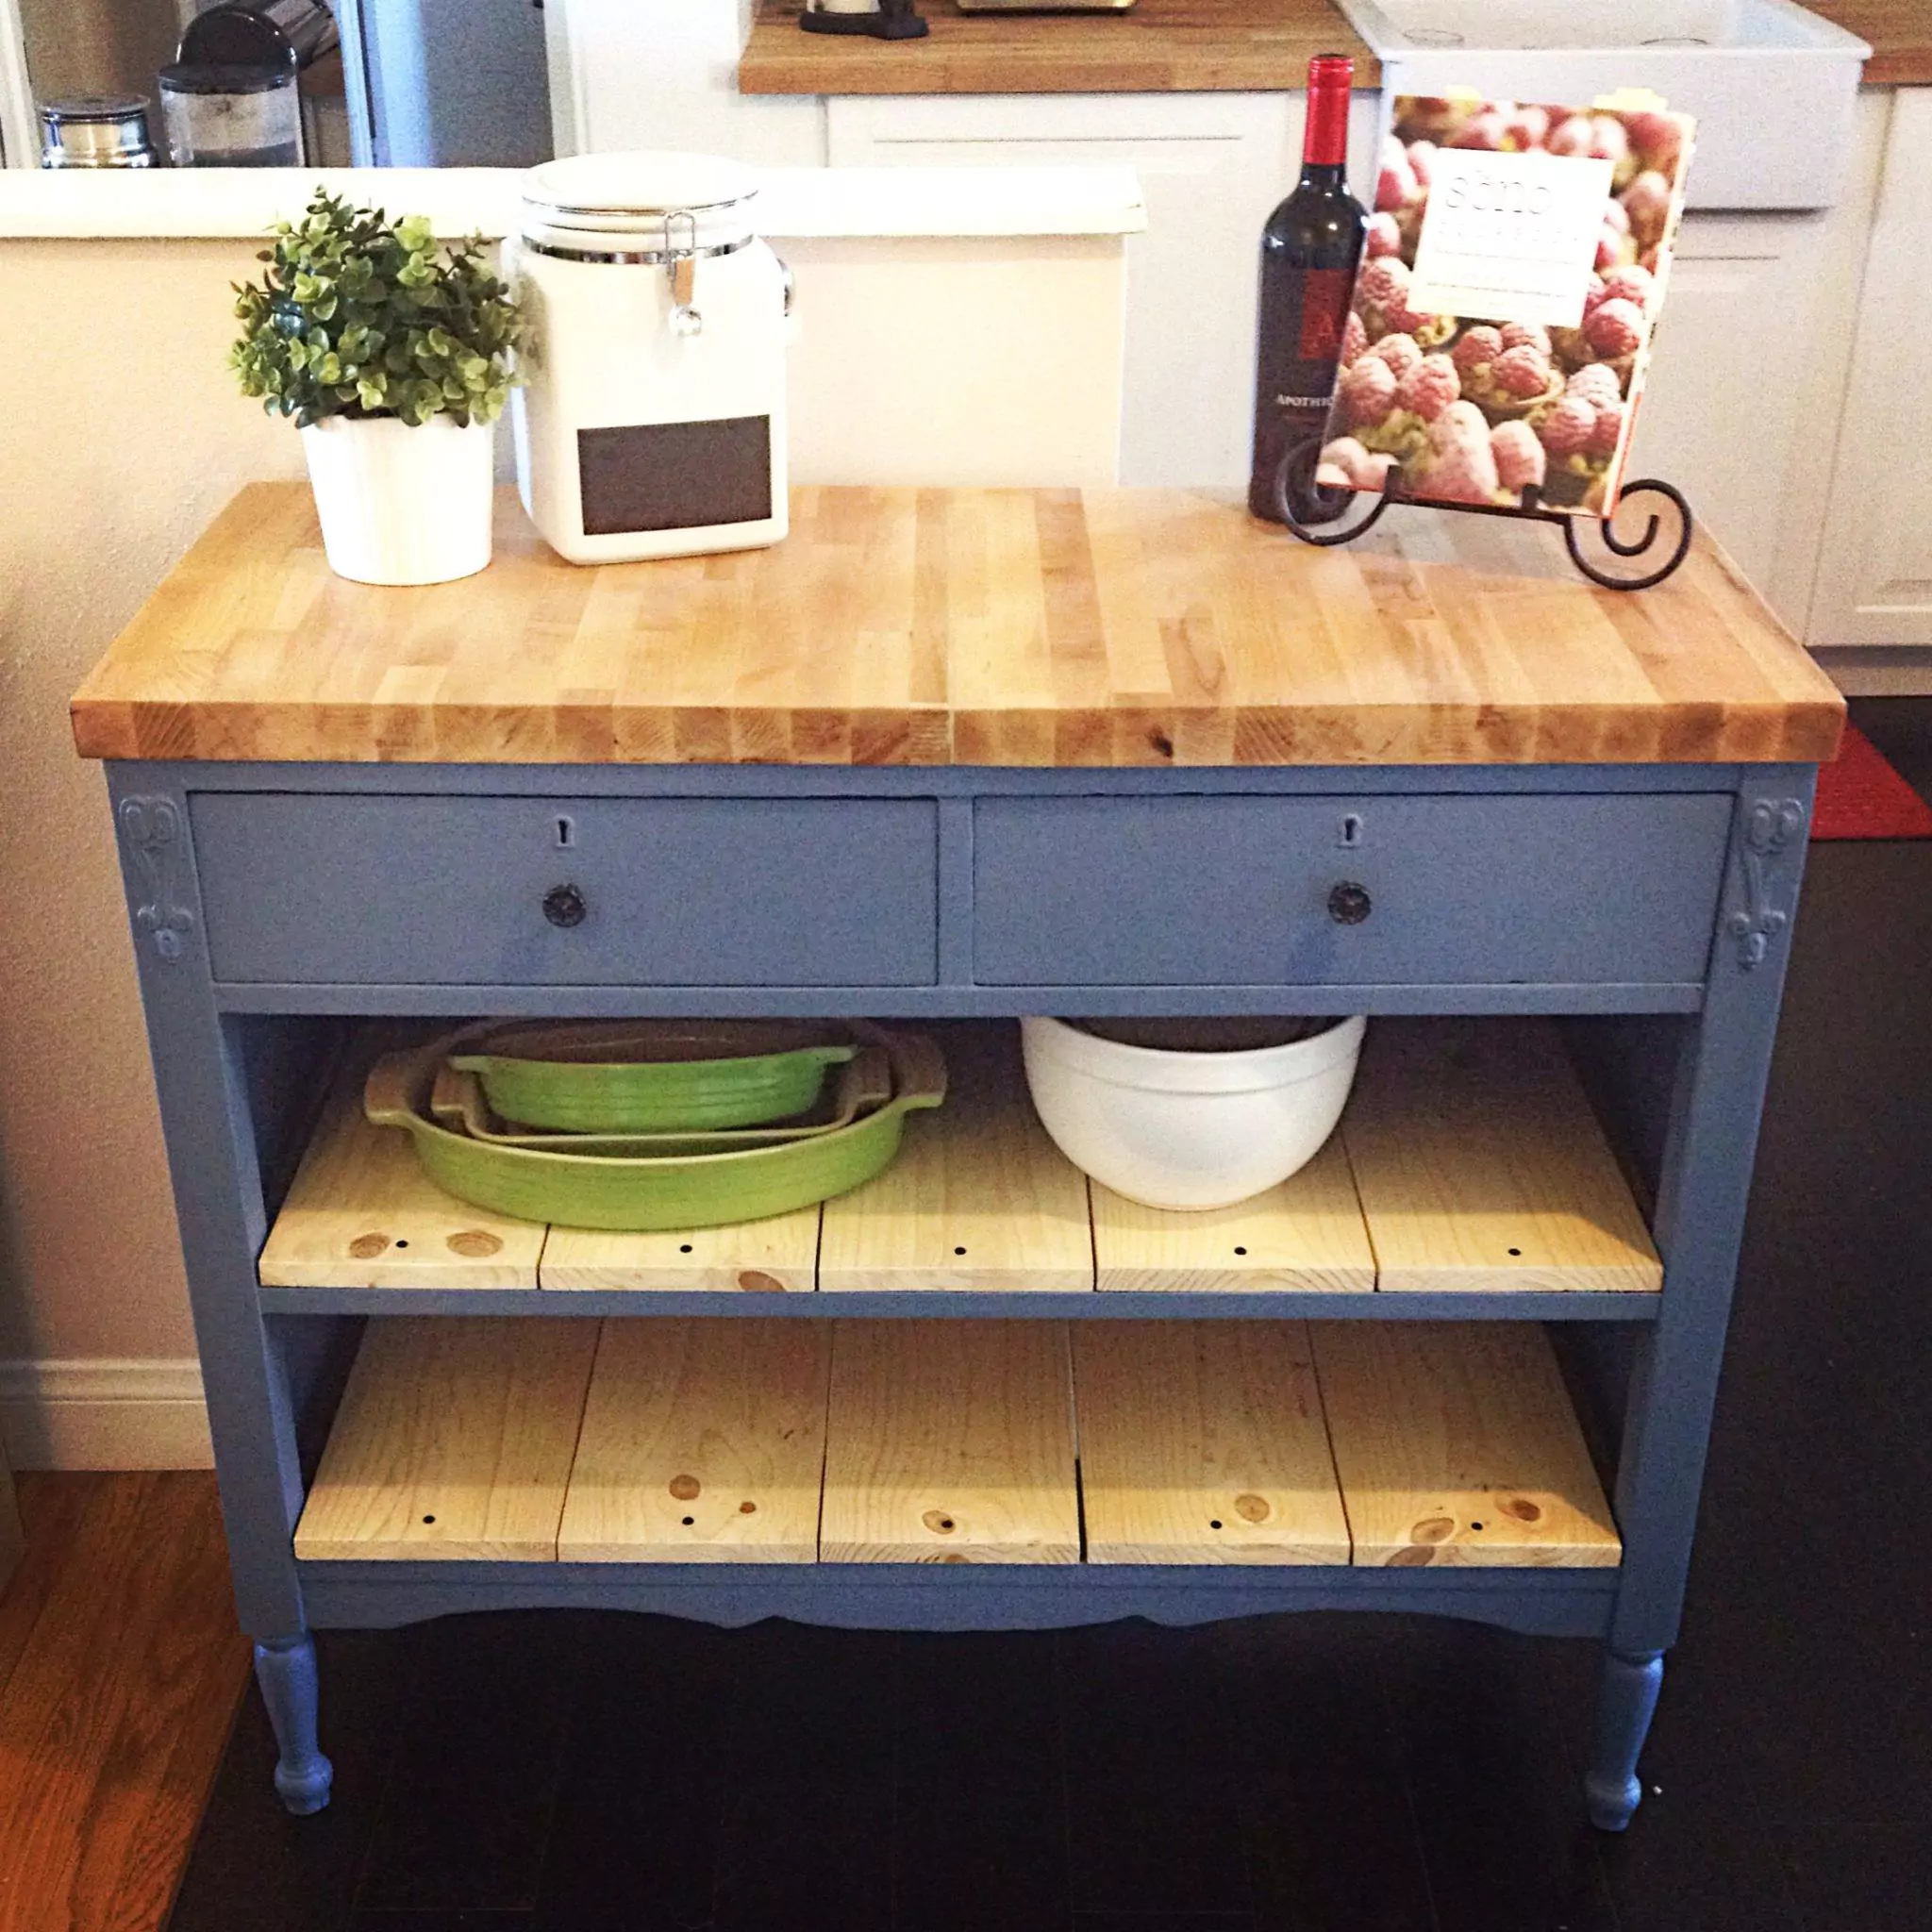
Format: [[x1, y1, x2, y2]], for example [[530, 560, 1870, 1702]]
[[1327, 881, 1373, 925], [542, 883, 588, 929]]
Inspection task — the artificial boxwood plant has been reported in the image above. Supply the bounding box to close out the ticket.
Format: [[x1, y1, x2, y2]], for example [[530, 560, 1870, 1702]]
[[230, 189, 522, 428]]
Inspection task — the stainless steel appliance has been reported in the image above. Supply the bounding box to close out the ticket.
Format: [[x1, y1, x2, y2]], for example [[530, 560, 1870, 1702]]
[[38, 97, 158, 167], [158, 60, 303, 166], [177, 0, 339, 69]]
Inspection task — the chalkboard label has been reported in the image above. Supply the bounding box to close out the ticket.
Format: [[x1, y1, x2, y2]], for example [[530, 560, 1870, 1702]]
[[577, 416, 773, 536]]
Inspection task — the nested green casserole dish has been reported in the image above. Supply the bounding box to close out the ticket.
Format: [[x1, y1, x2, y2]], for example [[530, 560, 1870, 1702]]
[[448, 1019, 858, 1133], [429, 1045, 894, 1155], [366, 1025, 945, 1230]]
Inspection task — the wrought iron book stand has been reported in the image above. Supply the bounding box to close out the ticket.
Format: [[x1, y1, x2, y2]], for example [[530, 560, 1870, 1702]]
[[1275, 448, 1695, 592]]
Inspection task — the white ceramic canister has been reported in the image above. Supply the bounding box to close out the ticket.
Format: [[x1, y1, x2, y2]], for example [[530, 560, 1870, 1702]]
[[508, 152, 793, 565]]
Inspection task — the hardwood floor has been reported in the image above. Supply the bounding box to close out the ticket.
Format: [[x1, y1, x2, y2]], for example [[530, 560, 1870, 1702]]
[[0, 1473, 249, 1932]]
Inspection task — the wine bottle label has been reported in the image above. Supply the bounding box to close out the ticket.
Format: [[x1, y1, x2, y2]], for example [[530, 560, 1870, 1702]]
[[1296, 268, 1354, 358]]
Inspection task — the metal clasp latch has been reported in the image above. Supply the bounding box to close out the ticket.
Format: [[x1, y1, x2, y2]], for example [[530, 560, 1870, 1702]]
[[664, 209, 702, 338]]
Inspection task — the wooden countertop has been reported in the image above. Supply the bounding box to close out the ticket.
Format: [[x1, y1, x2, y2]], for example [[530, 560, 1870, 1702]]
[[739, 0, 1377, 97], [1818, 0, 1932, 83], [741, 0, 1931, 95], [70, 483, 1842, 769]]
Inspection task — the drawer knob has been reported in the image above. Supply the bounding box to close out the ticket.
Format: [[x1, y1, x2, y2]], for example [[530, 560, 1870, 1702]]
[[1327, 881, 1373, 926], [542, 883, 588, 929]]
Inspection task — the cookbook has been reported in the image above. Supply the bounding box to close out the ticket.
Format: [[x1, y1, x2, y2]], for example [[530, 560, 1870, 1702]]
[[1317, 91, 1695, 516]]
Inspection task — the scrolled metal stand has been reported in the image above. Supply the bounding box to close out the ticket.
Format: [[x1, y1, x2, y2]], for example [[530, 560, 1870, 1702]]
[[1273, 443, 1694, 591]]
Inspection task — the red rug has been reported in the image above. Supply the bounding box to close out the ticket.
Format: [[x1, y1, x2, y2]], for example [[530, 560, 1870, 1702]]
[[1811, 723, 1932, 841]]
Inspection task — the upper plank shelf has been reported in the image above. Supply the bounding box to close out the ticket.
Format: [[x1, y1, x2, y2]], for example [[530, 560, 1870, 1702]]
[[71, 483, 1841, 769], [258, 1020, 1663, 1305]]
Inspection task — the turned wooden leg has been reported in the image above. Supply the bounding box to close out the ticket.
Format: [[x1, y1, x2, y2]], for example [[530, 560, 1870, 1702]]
[[1587, 1646, 1664, 1831], [254, 1633, 334, 1815]]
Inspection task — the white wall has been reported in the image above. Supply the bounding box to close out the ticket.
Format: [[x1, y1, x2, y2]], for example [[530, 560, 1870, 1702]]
[[0, 177, 1133, 1466]]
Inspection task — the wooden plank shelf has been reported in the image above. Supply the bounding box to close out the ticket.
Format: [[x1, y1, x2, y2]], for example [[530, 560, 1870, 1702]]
[[293, 1317, 1622, 1571], [260, 1022, 1662, 1304]]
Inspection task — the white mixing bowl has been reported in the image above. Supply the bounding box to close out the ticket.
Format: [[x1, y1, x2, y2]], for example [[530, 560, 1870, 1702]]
[[1020, 1015, 1368, 1211]]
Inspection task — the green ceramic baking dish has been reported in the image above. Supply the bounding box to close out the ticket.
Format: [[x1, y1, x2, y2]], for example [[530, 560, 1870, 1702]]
[[447, 1019, 858, 1133], [366, 1025, 945, 1231], [428, 1046, 894, 1156]]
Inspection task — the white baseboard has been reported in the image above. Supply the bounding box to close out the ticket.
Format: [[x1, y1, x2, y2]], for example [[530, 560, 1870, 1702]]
[[0, 1358, 213, 1470]]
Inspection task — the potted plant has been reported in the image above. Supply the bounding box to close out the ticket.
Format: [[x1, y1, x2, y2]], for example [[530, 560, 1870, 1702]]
[[230, 190, 523, 586]]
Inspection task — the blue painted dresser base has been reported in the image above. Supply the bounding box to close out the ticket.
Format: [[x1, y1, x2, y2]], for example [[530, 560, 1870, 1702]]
[[104, 757, 1820, 1834]]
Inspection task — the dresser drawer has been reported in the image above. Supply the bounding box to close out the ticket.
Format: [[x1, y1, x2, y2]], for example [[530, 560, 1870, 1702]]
[[192, 794, 939, 987], [973, 793, 1732, 988]]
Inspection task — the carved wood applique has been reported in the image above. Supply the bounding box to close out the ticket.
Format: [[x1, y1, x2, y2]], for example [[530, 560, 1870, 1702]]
[[118, 796, 196, 961], [1727, 797, 1806, 971]]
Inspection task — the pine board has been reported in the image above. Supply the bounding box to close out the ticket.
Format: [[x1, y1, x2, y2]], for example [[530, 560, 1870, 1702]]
[[1311, 1322, 1623, 1569], [72, 483, 1842, 768], [820, 1321, 1080, 1562], [1091, 1136, 1374, 1292], [1341, 1020, 1663, 1295], [258, 1070, 545, 1291], [558, 1320, 831, 1562], [817, 1025, 1093, 1292], [1074, 1323, 1351, 1565], [539, 1208, 823, 1294], [293, 1318, 599, 1561]]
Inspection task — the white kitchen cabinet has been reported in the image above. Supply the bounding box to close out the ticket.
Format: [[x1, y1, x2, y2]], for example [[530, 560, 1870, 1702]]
[[1807, 90, 1932, 649], [828, 92, 1379, 489], [549, 0, 825, 164], [1621, 92, 1885, 635]]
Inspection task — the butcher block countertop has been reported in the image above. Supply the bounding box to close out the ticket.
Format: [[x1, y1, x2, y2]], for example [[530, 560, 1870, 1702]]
[[740, 0, 1927, 95], [70, 483, 1842, 770], [739, 0, 1379, 96]]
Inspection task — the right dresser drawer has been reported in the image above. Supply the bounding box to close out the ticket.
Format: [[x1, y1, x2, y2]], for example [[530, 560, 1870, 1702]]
[[972, 792, 1733, 988]]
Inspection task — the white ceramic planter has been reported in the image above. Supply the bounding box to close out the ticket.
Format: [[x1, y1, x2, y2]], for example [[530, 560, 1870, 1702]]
[[300, 415, 494, 587], [1021, 1014, 1369, 1211]]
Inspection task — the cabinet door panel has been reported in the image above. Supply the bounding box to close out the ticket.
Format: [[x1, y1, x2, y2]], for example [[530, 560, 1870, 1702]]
[[1808, 91, 1932, 648]]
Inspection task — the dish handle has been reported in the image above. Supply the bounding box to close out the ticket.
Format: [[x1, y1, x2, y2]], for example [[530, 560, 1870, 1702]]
[[879, 1028, 948, 1109], [364, 1050, 422, 1130]]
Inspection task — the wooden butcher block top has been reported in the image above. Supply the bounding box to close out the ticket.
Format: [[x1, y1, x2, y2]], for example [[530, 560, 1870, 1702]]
[[739, 0, 1928, 96], [70, 482, 1843, 769], [740, 0, 1379, 98]]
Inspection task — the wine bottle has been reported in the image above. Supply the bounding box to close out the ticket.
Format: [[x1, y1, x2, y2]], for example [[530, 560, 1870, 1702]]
[[1248, 54, 1367, 524]]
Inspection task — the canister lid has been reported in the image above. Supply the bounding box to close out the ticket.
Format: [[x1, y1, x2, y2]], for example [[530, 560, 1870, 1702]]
[[160, 60, 297, 93], [40, 94, 150, 124], [521, 151, 760, 245]]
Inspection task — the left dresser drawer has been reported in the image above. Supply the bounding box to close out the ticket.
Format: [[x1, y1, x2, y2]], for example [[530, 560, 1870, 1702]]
[[190, 793, 940, 987]]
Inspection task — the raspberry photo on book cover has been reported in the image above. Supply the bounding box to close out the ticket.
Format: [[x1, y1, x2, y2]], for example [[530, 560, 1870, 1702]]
[[1318, 93, 1694, 516]]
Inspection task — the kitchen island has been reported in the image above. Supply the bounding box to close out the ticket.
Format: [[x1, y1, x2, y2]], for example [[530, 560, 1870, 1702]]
[[75, 480, 1840, 1833]]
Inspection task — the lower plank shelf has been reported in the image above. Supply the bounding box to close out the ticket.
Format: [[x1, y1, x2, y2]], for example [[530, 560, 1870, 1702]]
[[293, 1316, 1623, 1572], [259, 1019, 1662, 1305]]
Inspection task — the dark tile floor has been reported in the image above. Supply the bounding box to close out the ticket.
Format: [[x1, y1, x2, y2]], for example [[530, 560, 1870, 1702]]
[[167, 703, 1932, 1932]]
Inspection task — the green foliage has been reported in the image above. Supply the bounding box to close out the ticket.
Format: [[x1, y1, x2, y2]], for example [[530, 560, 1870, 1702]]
[[229, 190, 524, 429]]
